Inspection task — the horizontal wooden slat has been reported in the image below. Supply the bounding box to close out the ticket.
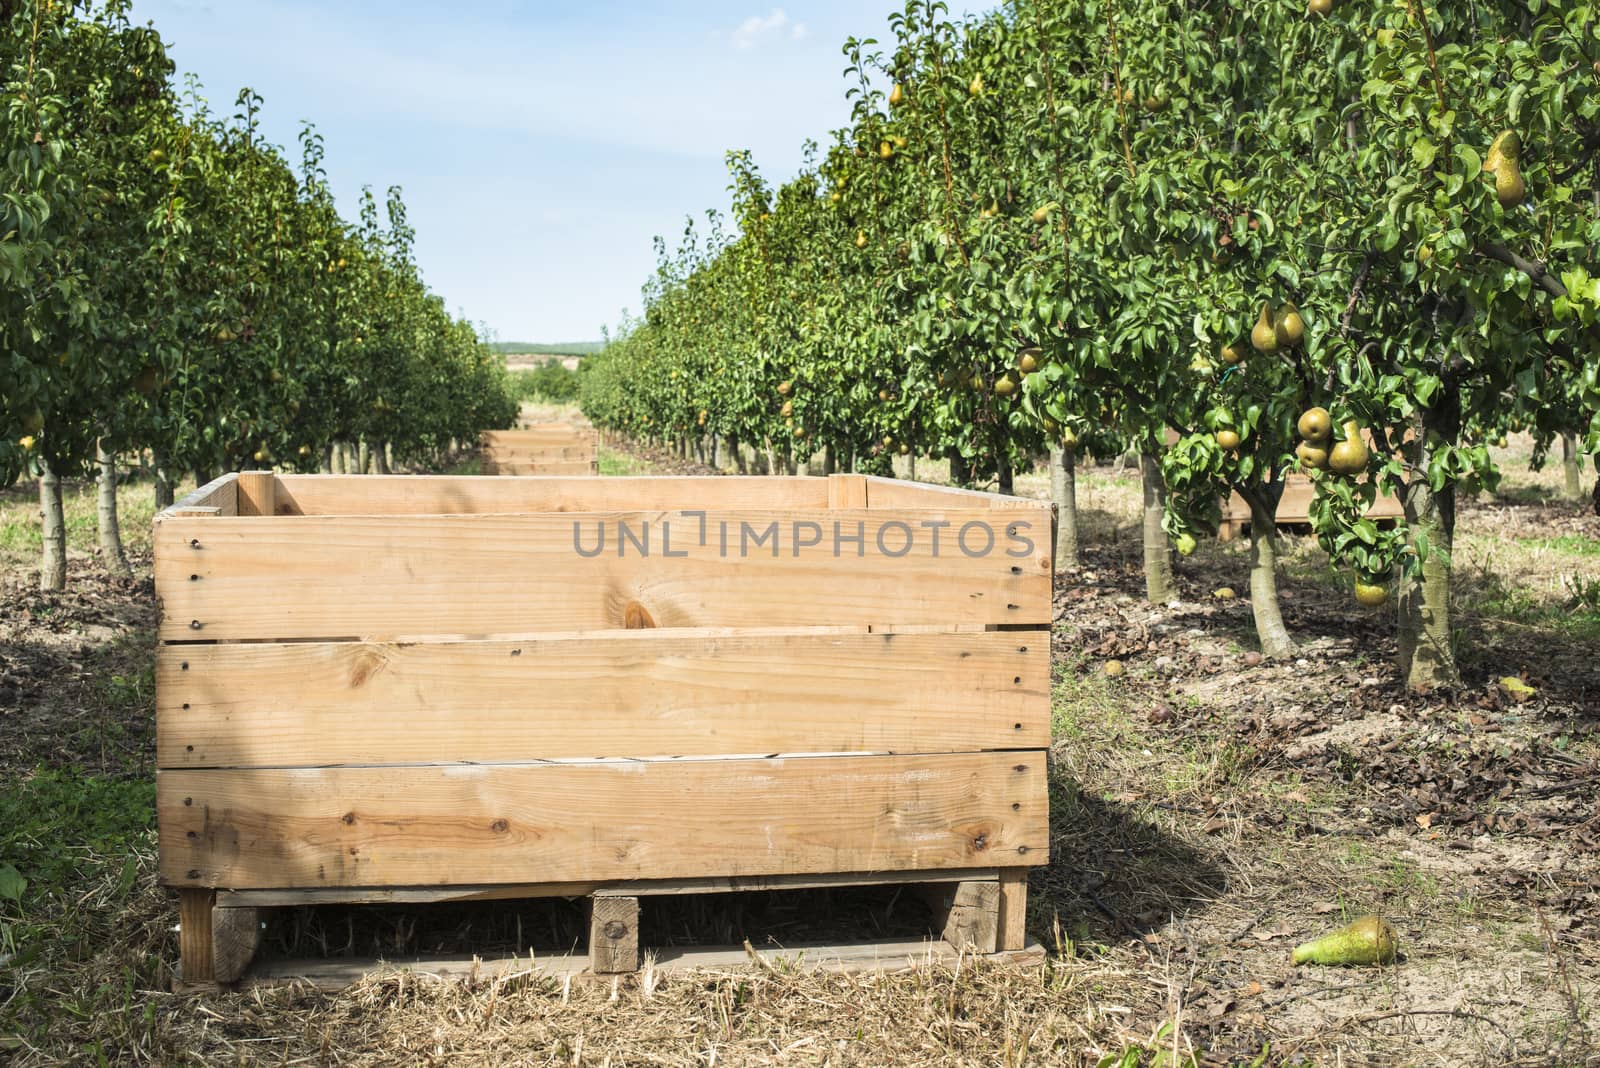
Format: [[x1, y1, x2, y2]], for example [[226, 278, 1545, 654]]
[[482, 460, 598, 476], [862, 477, 1053, 512], [223, 939, 1048, 991], [156, 629, 1049, 768], [483, 447, 597, 461], [160, 473, 238, 518], [158, 752, 1048, 888], [269, 475, 833, 515], [482, 428, 599, 446], [214, 867, 1000, 907], [154, 509, 1051, 640]]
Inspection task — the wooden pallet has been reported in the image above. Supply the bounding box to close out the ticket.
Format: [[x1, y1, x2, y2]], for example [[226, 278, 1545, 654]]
[[481, 424, 600, 475], [1216, 475, 1404, 542], [175, 869, 1040, 991]]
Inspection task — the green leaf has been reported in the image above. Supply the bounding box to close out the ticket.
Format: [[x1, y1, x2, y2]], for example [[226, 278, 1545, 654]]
[[0, 862, 24, 905]]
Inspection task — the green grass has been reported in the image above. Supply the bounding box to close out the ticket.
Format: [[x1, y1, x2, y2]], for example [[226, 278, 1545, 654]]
[[0, 769, 153, 913], [1515, 534, 1600, 556], [0, 472, 181, 567], [598, 448, 649, 476]]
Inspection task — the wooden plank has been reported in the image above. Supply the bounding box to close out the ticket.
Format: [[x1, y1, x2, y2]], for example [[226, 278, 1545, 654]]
[[589, 896, 640, 973], [921, 879, 1000, 953], [235, 472, 276, 518], [213, 906, 261, 983], [157, 752, 1049, 888], [216, 867, 1001, 908], [483, 428, 599, 445], [996, 868, 1029, 952], [271, 475, 832, 515], [225, 940, 1048, 992], [827, 474, 869, 509], [154, 510, 1052, 641], [863, 477, 1051, 512], [157, 629, 1048, 767], [1221, 476, 1404, 531], [161, 473, 238, 519], [483, 460, 598, 476], [178, 888, 215, 982]]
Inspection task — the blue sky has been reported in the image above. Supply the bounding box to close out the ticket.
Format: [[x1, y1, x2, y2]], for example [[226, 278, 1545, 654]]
[[126, 1, 983, 344]]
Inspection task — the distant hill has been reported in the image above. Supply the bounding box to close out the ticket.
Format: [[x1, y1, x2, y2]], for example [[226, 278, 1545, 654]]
[[490, 341, 603, 357]]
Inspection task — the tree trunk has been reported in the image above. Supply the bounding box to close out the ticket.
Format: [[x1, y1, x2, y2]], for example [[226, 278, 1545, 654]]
[[372, 441, 390, 475], [949, 449, 970, 487], [1398, 404, 1461, 691], [1562, 432, 1583, 500], [96, 439, 130, 575], [1049, 443, 1080, 570], [319, 445, 333, 474], [38, 459, 66, 592], [194, 465, 213, 487], [822, 444, 836, 476], [730, 434, 746, 474], [357, 440, 371, 474], [764, 439, 777, 476], [1241, 487, 1294, 658], [1140, 451, 1176, 603], [152, 448, 175, 510]]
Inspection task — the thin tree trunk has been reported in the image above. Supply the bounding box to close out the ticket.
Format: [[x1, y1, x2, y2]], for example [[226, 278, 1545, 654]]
[[730, 434, 746, 474], [1562, 432, 1583, 500], [194, 465, 213, 487], [1049, 443, 1080, 570], [1242, 487, 1293, 658], [1140, 451, 1176, 603], [822, 444, 836, 475], [357, 440, 371, 474], [372, 441, 390, 475], [152, 448, 175, 510], [38, 458, 66, 591], [96, 439, 130, 575], [319, 445, 333, 474], [950, 448, 970, 487], [764, 439, 777, 476], [1398, 405, 1461, 691]]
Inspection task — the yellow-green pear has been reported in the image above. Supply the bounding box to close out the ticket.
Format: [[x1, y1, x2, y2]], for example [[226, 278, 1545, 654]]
[[1250, 303, 1279, 354], [1275, 302, 1305, 347], [1292, 915, 1398, 966], [1328, 419, 1371, 475]]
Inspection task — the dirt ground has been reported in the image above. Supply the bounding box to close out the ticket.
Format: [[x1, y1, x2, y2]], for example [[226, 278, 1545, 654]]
[[0, 438, 1595, 1066]]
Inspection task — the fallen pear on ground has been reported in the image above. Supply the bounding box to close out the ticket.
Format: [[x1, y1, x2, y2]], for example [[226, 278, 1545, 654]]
[[1292, 915, 1398, 966]]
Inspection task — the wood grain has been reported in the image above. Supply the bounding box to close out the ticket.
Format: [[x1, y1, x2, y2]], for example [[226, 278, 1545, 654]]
[[997, 867, 1029, 952], [177, 888, 215, 982], [482, 460, 598, 476], [228, 939, 1048, 991], [154, 509, 1052, 641], [157, 752, 1049, 888], [162, 473, 237, 518], [156, 629, 1049, 767], [271, 475, 831, 515], [215, 867, 1000, 908], [589, 896, 640, 973], [235, 472, 275, 518], [861, 477, 1053, 512]]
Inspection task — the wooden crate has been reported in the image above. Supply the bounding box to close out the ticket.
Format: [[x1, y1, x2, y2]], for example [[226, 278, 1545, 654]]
[[481, 424, 599, 475], [1217, 475, 1405, 542], [155, 472, 1053, 986]]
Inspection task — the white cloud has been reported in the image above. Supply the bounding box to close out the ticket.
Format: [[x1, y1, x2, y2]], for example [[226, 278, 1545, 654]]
[[733, 7, 793, 49], [792, 22, 809, 40]]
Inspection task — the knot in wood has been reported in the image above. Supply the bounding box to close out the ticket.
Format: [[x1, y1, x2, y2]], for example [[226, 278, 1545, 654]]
[[602, 920, 629, 941]]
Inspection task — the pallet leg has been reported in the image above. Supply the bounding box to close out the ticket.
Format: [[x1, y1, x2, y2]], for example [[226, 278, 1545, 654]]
[[997, 868, 1029, 952], [590, 895, 641, 974], [178, 888, 216, 984], [920, 879, 999, 954], [213, 907, 262, 984]]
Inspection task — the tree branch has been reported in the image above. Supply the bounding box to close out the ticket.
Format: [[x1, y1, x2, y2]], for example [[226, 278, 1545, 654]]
[[1476, 241, 1566, 298]]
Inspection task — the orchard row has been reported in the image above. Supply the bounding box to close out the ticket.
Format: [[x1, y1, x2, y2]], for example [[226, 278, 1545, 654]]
[[579, 0, 1600, 690], [1, 2, 517, 589]]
